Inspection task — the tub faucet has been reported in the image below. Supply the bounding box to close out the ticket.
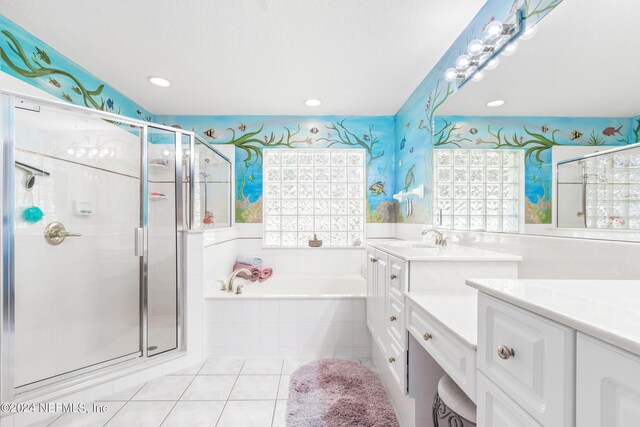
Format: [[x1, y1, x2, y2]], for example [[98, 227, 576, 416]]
[[227, 268, 252, 293], [421, 228, 447, 246]]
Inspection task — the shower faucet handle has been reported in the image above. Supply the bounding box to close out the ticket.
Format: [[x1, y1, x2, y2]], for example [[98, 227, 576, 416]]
[[44, 222, 82, 246]]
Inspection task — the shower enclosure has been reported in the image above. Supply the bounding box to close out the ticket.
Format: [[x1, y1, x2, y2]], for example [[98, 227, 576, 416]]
[[0, 91, 193, 400]]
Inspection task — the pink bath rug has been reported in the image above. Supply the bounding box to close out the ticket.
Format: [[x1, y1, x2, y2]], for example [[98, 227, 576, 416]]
[[287, 359, 399, 427]]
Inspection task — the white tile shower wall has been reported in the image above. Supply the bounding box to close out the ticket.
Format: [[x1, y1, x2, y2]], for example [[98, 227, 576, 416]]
[[395, 223, 640, 279], [204, 298, 371, 358]]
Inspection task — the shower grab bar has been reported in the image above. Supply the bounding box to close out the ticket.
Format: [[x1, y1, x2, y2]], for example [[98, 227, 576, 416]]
[[15, 161, 50, 176]]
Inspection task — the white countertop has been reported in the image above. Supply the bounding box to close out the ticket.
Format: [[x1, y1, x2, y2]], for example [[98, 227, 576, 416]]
[[405, 291, 478, 349], [367, 240, 522, 262], [466, 279, 640, 357]]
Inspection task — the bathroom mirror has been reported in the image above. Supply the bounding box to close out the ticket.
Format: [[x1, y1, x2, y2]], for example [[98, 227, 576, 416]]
[[189, 136, 232, 230], [433, 0, 640, 242]]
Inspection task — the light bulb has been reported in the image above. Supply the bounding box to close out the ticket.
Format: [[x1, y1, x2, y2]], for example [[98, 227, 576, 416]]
[[501, 41, 518, 56], [520, 25, 538, 40], [484, 57, 499, 71], [485, 20, 504, 40], [467, 39, 485, 56], [455, 55, 471, 71], [444, 68, 458, 82], [66, 148, 75, 156], [471, 70, 485, 82]]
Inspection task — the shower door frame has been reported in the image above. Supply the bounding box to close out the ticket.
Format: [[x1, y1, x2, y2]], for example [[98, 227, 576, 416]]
[[0, 91, 192, 401]]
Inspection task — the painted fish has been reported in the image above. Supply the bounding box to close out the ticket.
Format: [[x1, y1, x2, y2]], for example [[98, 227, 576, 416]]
[[418, 120, 425, 129], [369, 181, 386, 196], [363, 134, 370, 142], [520, 136, 524, 144], [541, 125, 549, 133], [425, 94, 432, 112], [203, 129, 217, 139], [409, 146, 414, 153], [71, 86, 81, 95], [310, 127, 318, 134], [243, 160, 250, 168], [400, 137, 406, 150], [404, 164, 416, 192], [239, 123, 247, 132], [570, 130, 583, 140], [533, 175, 539, 183], [248, 174, 254, 182], [475, 138, 483, 145], [469, 128, 478, 134], [136, 109, 142, 115], [106, 98, 114, 109], [35, 47, 50, 64], [48, 78, 61, 88], [263, 135, 268, 143], [61, 92, 72, 102], [603, 126, 623, 137], [305, 137, 313, 145], [405, 122, 410, 129]]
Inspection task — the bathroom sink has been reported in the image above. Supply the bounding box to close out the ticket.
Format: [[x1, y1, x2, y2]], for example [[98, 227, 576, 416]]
[[385, 241, 437, 249]]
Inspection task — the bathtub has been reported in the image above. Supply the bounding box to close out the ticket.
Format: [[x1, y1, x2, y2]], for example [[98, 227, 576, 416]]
[[203, 274, 371, 358], [206, 274, 366, 299]]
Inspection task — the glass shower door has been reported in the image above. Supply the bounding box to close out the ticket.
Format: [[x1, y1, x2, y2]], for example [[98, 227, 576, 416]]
[[11, 102, 143, 388]]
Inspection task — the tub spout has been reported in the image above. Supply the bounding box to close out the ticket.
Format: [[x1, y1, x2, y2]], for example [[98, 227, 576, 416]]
[[227, 268, 252, 293]]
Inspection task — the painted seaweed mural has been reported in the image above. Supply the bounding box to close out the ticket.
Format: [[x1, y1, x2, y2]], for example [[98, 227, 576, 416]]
[[317, 120, 384, 165]]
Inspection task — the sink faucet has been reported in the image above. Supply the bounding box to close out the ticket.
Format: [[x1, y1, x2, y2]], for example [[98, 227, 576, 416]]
[[226, 268, 252, 293], [421, 228, 447, 246]]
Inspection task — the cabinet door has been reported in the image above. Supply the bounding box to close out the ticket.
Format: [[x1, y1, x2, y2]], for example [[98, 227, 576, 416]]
[[477, 372, 542, 427], [375, 250, 389, 354], [388, 255, 406, 300], [577, 334, 640, 427], [366, 246, 377, 335]]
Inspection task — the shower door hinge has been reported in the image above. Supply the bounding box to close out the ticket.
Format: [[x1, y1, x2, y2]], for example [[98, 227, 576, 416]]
[[134, 227, 144, 257]]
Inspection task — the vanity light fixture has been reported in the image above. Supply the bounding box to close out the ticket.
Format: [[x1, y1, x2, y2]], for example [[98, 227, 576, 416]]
[[147, 76, 171, 87], [486, 99, 506, 108], [445, 7, 526, 88], [304, 99, 322, 107]]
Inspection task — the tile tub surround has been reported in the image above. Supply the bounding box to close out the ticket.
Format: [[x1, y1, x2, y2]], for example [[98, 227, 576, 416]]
[[204, 298, 371, 358]]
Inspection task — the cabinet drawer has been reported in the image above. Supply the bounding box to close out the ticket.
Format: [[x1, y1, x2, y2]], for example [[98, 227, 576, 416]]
[[407, 299, 476, 401], [577, 333, 640, 427], [387, 293, 405, 347], [477, 294, 575, 427], [386, 332, 407, 395], [477, 372, 542, 427], [388, 255, 406, 299]]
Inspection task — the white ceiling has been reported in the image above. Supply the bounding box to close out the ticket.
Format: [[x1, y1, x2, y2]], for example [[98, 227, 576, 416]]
[[438, 0, 640, 117], [0, 0, 485, 116]]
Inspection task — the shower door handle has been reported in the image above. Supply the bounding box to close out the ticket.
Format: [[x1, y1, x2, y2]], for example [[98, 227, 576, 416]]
[[134, 227, 144, 257]]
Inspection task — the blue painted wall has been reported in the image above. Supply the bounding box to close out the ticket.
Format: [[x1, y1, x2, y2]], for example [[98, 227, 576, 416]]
[[158, 115, 398, 223]]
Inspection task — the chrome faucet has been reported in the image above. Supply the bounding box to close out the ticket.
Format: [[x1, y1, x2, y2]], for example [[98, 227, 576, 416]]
[[226, 268, 252, 293], [421, 228, 447, 246]]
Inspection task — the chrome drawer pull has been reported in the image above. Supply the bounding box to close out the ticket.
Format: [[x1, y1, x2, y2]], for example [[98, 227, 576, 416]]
[[390, 274, 397, 280], [388, 357, 395, 363], [497, 345, 515, 360], [423, 332, 432, 341], [389, 315, 397, 321]]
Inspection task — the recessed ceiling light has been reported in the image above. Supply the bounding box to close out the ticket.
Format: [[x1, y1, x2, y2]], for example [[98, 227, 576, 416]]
[[304, 99, 322, 107], [147, 76, 171, 87], [486, 99, 506, 108]]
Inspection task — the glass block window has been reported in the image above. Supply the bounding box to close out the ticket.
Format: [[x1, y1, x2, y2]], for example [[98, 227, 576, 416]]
[[433, 149, 524, 233], [584, 151, 640, 230], [263, 149, 366, 247]]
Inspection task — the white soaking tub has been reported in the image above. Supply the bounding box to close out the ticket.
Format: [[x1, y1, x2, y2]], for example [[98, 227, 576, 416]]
[[206, 274, 366, 299], [203, 274, 370, 358]]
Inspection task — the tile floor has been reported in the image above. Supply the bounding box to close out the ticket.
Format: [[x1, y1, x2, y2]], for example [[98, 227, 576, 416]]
[[47, 357, 375, 427]]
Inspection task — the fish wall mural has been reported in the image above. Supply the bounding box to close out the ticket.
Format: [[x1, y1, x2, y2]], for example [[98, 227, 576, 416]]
[[157, 115, 398, 223], [433, 115, 638, 224], [393, 0, 565, 225], [0, 15, 153, 121]]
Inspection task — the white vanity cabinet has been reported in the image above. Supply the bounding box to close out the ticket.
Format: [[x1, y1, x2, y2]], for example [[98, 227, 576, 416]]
[[366, 245, 408, 394], [576, 334, 640, 427]]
